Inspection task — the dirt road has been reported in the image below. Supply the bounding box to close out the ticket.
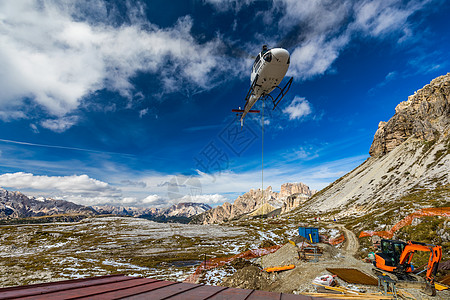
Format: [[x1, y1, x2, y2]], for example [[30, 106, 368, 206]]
[[335, 224, 359, 256]]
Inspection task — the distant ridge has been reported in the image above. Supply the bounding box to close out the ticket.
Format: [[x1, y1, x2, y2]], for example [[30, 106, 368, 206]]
[[0, 187, 97, 219], [93, 202, 212, 224], [0, 187, 211, 223]]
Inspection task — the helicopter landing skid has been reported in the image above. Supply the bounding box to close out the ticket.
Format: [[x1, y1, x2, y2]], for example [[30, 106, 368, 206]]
[[265, 77, 293, 110]]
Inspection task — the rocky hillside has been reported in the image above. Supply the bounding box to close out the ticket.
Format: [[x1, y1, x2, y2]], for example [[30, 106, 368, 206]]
[[192, 182, 315, 224], [300, 73, 450, 218], [0, 188, 97, 219]]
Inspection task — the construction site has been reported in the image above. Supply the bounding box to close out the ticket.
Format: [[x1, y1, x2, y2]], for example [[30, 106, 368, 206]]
[[182, 207, 450, 300], [0, 204, 447, 299]]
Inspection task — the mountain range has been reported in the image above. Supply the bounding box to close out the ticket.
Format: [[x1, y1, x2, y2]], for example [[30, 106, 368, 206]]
[[92, 202, 212, 223], [0, 188, 97, 219], [0, 182, 314, 224], [0, 188, 211, 223]]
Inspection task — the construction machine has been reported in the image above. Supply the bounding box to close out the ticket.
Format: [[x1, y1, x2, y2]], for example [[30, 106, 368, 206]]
[[372, 239, 442, 296]]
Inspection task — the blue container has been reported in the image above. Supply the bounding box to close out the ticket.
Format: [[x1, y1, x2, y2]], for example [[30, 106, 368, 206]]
[[298, 227, 319, 243]]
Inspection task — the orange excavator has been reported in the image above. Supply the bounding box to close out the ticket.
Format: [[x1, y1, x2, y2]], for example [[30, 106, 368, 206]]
[[372, 239, 442, 296]]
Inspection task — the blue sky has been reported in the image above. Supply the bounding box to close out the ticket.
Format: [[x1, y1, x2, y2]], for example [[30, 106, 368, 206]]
[[0, 0, 449, 207]]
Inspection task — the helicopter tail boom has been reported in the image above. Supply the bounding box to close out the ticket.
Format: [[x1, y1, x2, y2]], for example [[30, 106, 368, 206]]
[[231, 109, 260, 113]]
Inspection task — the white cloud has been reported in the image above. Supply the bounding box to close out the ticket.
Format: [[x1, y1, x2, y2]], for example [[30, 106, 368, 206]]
[[178, 194, 227, 205], [30, 124, 40, 133], [282, 146, 319, 161], [0, 171, 227, 208], [189, 154, 368, 195], [0, 0, 433, 130], [139, 108, 149, 118], [114, 151, 368, 205], [0, 111, 26, 122], [369, 70, 400, 93], [352, 0, 420, 38], [283, 96, 312, 120], [0, 1, 240, 130], [0, 147, 368, 208], [207, 0, 432, 79], [142, 194, 163, 204], [40, 116, 79, 132], [0, 172, 121, 205]]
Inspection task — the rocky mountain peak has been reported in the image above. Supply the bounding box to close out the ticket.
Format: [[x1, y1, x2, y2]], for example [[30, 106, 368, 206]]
[[279, 182, 314, 199], [192, 182, 314, 224], [370, 73, 450, 157]]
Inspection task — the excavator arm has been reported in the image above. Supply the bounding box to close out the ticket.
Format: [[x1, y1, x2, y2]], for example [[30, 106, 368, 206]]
[[398, 241, 442, 282]]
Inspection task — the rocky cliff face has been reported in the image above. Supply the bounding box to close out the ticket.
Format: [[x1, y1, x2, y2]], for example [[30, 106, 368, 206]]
[[279, 182, 314, 198], [0, 188, 97, 219], [301, 73, 450, 217], [193, 182, 314, 224], [370, 74, 449, 157], [281, 194, 310, 213]]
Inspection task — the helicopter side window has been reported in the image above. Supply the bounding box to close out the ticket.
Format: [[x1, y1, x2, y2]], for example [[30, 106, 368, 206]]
[[253, 54, 261, 71], [263, 52, 272, 62]]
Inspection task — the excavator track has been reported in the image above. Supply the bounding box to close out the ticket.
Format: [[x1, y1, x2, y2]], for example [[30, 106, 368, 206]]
[[372, 268, 435, 296]]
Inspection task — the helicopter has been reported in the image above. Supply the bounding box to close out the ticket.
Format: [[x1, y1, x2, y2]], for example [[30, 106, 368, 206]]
[[232, 45, 293, 127]]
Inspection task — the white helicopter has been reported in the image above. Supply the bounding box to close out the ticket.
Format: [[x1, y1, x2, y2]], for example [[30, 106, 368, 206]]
[[232, 45, 293, 127]]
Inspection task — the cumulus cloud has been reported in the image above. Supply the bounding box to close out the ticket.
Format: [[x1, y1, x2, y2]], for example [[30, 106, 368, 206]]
[[0, 172, 121, 205], [0, 0, 433, 131], [178, 194, 227, 205], [0, 171, 227, 208], [278, 0, 430, 79], [141, 194, 165, 205], [208, 0, 432, 79], [283, 96, 312, 120], [0, 1, 238, 130]]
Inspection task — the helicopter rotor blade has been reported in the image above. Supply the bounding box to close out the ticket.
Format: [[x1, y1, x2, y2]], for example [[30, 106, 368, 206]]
[[276, 23, 308, 50]]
